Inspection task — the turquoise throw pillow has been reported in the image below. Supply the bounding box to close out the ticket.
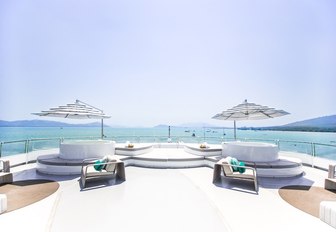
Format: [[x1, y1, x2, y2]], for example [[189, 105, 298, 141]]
[[94, 159, 105, 171], [230, 158, 239, 172], [238, 161, 246, 174]]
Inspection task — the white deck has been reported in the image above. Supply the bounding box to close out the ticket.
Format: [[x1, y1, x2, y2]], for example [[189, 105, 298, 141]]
[[0, 158, 335, 231]]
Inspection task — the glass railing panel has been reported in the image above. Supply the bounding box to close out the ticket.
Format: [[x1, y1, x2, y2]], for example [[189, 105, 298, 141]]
[[239, 137, 278, 145], [314, 143, 336, 160], [30, 139, 60, 152], [0, 140, 27, 157], [278, 141, 313, 155]]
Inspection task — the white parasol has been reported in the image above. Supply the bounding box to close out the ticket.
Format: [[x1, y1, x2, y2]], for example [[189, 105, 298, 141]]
[[212, 100, 289, 140], [32, 100, 111, 138]]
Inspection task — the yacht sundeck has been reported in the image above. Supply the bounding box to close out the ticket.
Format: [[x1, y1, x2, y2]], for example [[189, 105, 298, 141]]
[[0, 139, 336, 232]]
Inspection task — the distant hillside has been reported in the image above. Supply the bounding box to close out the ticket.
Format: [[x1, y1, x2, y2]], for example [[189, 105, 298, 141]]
[[154, 123, 227, 128], [0, 120, 107, 127], [284, 115, 336, 128], [243, 115, 336, 132], [153, 124, 171, 128], [178, 122, 220, 128]]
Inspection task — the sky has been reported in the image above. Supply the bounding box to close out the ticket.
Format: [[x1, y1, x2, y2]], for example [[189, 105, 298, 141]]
[[0, 0, 335, 127]]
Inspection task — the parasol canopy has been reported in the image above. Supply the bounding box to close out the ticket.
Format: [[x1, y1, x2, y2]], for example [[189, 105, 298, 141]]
[[212, 100, 289, 140], [32, 100, 111, 138]]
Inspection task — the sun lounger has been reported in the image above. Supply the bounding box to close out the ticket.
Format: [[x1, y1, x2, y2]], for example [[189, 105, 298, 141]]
[[213, 157, 258, 192], [80, 156, 125, 189]]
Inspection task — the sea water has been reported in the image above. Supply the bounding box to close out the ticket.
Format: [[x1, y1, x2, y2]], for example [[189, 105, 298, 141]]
[[0, 127, 335, 159]]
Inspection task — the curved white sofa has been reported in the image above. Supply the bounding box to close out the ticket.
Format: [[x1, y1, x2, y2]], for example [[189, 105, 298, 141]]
[[184, 144, 222, 157], [222, 141, 279, 162], [60, 140, 115, 160], [115, 144, 153, 156]]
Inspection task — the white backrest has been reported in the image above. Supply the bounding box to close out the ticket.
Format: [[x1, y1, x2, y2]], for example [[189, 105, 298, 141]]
[[222, 157, 233, 175], [105, 155, 117, 172]]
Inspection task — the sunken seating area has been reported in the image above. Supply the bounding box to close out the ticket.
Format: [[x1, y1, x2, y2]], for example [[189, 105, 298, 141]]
[[184, 144, 222, 157], [37, 154, 91, 175], [115, 144, 153, 156], [242, 156, 303, 178], [221, 141, 303, 178], [36, 142, 303, 177]]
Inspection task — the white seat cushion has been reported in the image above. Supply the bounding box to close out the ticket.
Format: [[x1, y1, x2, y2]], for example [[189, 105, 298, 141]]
[[105, 162, 117, 172], [84, 166, 114, 177], [226, 172, 255, 180]]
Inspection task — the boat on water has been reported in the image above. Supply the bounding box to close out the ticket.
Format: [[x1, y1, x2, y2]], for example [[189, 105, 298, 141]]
[[0, 137, 336, 231]]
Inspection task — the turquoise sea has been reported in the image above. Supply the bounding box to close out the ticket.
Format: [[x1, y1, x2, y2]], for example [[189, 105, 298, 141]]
[[0, 127, 336, 160]]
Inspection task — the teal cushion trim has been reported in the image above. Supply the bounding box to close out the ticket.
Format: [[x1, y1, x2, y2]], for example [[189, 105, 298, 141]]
[[230, 158, 239, 172], [94, 159, 105, 171], [238, 161, 246, 174]]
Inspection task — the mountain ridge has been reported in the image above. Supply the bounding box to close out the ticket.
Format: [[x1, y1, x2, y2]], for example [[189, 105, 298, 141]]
[[0, 120, 106, 127], [242, 115, 336, 132], [284, 115, 336, 128], [1, 115, 336, 131]]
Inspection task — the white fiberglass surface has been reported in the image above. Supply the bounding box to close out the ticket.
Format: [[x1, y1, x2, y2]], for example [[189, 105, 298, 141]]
[[51, 167, 229, 232], [1, 165, 335, 232]]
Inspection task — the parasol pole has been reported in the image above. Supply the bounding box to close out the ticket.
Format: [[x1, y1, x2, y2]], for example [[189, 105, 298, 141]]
[[234, 120, 236, 140], [167, 126, 172, 143], [76, 99, 106, 139], [168, 126, 171, 138], [101, 118, 104, 139]]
